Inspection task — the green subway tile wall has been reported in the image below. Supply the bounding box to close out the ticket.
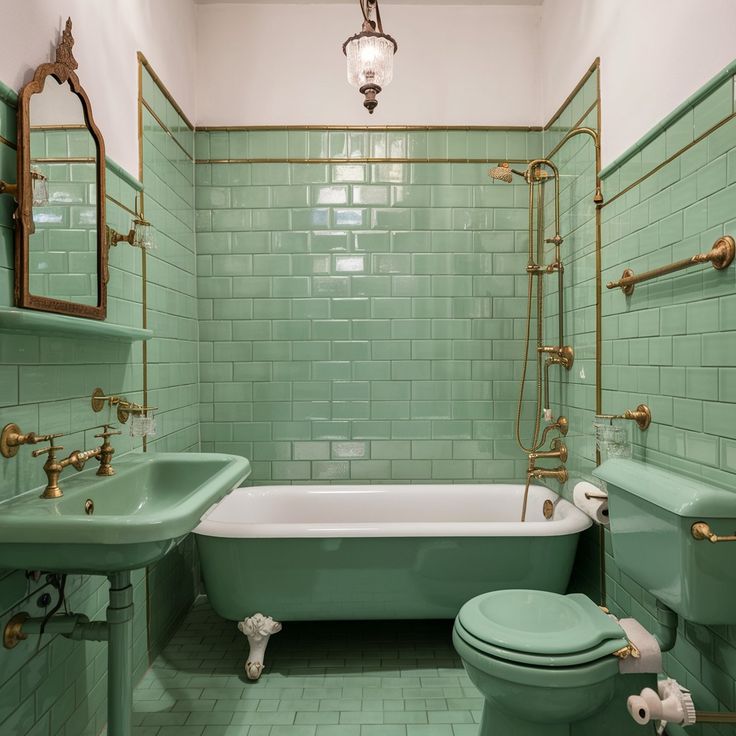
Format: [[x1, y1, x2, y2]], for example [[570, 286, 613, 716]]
[[0, 61, 199, 734], [195, 129, 541, 484], [0, 90, 148, 735], [601, 70, 736, 733], [139, 64, 201, 659]]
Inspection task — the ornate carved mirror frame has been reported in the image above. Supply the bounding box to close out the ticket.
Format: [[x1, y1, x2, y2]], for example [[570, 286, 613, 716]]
[[15, 18, 108, 320]]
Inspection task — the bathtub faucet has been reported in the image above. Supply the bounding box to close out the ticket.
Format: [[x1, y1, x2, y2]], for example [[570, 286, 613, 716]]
[[528, 466, 569, 484], [528, 438, 568, 464], [527, 439, 569, 485]]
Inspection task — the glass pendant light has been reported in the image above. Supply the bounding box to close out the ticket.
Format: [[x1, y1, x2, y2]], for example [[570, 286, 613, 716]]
[[342, 0, 397, 114]]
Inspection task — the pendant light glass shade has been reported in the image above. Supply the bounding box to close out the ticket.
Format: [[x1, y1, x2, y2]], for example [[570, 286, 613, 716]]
[[343, 0, 397, 113]]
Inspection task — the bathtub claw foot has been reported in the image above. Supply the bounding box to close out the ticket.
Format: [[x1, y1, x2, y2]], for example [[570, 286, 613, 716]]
[[237, 613, 282, 680]]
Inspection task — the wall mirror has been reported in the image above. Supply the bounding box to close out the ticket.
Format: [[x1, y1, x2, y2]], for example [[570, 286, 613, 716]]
[[15, 18, 107, 320]]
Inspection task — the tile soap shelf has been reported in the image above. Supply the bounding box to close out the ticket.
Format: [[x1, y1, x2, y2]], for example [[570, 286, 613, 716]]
[[0, 307, 152, 342]]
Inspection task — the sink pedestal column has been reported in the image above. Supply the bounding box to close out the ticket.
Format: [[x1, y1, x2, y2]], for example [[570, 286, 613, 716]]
[[107, 571, 134, 736]]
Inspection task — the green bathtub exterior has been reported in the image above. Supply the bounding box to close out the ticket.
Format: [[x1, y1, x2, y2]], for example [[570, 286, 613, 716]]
[[195, 533, 581, 621]]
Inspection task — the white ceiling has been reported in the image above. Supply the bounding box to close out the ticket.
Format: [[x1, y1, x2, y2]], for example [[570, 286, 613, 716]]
[[195, 0, 543, 5]]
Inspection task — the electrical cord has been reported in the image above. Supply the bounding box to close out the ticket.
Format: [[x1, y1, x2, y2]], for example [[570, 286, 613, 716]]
[[36, 573, 67, 649]]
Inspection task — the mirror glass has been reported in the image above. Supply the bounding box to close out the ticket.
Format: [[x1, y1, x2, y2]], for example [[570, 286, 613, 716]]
[[27, 79, 99, 306]]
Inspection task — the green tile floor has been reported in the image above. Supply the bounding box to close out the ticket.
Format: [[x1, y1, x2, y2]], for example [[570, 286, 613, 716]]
[[129, 600, 479, 736]]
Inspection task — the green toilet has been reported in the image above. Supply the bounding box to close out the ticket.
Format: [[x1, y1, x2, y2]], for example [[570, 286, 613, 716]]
[[453, 589, 657, 735], [454, 458, 736, 734]]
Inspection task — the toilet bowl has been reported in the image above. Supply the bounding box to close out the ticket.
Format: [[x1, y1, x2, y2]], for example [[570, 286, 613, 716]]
[[453, 589, 658, 736]]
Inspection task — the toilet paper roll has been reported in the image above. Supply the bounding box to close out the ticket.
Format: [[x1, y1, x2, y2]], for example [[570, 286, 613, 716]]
[[573, 480, 609, 526]]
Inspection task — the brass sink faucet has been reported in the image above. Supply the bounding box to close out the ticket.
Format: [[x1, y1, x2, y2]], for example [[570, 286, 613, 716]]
[[0, 423, 120, 499], [33, 440, 101, 499]]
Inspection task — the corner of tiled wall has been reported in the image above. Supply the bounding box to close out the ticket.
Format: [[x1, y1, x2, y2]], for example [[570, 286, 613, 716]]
[[601, 67, 736, 732], [139, 62, 200, 659], [0, 80, 149, 735]]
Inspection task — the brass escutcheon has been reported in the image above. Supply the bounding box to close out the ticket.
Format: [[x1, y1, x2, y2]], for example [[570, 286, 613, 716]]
[[90, 387, 106, 413], [3, 612, 29, 649], [84, 499, 94, 515], [543, 499, 554, 519], [0, 423, 22, 458]]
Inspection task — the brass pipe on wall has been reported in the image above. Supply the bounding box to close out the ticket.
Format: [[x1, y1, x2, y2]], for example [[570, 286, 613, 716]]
[[552, 126, 604, 204], [515, 180, 546, 456]]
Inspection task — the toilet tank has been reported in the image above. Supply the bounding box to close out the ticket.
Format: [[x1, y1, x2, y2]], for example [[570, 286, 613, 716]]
[[593, 459, 736, 625]]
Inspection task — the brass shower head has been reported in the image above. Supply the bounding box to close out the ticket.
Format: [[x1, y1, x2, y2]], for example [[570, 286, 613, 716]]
[[489, 162, 514, 183]]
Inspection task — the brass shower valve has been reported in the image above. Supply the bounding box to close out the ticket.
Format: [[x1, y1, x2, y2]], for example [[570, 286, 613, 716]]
[[528, 466, 569, 485], [538, 345, 574, 369], [528, 438, 568, 465]]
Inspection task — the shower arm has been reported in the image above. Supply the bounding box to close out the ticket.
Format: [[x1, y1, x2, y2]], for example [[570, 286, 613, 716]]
[[553, 126, 604, 205], [526, 158, 561, 250]]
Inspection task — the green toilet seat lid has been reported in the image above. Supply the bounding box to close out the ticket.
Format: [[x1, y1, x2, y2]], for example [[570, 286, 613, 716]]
[[456, 590, 627, 666]]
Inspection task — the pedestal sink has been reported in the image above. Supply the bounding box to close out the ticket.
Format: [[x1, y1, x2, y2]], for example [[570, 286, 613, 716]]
[[0, 451, 251, 736]]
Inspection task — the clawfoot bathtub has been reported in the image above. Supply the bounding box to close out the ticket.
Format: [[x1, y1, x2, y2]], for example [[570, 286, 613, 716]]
[[195, 482, 591, 678]]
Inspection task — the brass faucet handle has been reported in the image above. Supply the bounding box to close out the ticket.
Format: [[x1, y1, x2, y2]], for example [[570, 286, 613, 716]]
[[95, 424, 122, 439], [31, 444, 63, 458], [32, 432, 65, 445], [551, 438, 568, 463]]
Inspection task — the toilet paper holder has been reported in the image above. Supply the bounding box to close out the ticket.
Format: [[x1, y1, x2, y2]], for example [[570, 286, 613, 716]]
[[585, 491, 608, 500]]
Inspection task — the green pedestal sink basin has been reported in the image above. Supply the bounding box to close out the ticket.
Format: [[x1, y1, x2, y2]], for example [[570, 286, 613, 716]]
[[0, 452, 250, 574]]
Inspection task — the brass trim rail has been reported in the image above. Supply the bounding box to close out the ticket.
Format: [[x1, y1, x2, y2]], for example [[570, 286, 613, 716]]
[[607, 236, 735, 295]]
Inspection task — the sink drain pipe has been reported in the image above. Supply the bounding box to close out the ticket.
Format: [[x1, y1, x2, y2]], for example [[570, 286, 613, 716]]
[[3, 571, 134, 736]]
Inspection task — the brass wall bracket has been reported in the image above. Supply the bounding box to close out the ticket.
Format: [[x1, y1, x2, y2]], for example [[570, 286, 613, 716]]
[[607, 235, 735, 295], [596, 404, 652, 431], [0, 423, 63, 458], [91, 387, 156, 424], [691, 522, 736, 543]]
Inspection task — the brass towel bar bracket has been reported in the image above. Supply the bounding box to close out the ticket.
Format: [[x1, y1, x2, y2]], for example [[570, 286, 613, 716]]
[[607, 235, 735, 295], [691, 522, 736, 543], [91, 387, 157, 424], [595, 404, 652, 431]]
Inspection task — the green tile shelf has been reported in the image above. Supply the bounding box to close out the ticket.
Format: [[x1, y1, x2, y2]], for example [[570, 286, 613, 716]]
[[0, 307, 152, 341]]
